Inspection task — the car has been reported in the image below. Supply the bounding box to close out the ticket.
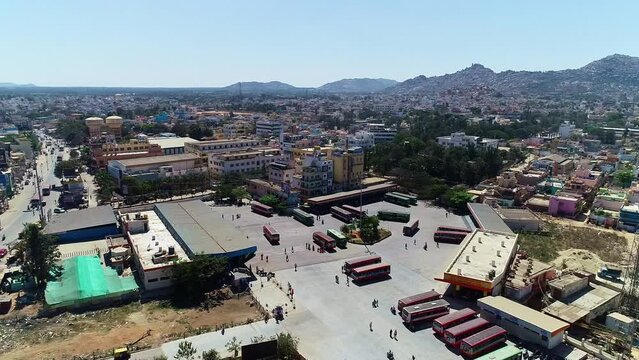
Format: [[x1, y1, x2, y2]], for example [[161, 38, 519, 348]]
[[53, 208, 66, 214], [0, 248, 7, 258]]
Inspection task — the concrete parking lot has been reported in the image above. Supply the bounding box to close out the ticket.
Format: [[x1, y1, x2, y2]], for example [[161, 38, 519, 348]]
[[207, 200, 474, 359]]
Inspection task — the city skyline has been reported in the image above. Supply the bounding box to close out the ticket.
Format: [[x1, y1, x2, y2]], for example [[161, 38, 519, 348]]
[[2, 0, 638, 87]]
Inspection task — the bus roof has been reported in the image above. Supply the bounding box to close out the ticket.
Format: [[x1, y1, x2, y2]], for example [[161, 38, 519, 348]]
[[403, 299, 449, 314], [475, 344, 522, 360], [352, 262, 390, 273], [252, 201, 272, 209], [461, 325, 506, 347], [399, 290, 440, 305], [434, 308, 477, 325], [378, 210, 410, 215], [445, 317, 489, 337], [263, 225, 277, 233], [345, 255, 381, 266]]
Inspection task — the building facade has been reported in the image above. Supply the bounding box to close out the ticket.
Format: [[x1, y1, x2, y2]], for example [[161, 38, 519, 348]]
[[436, 132, 499, 149], [255, 120, 283, 138], [208, 148, 283, 177], [298, 152, 333, 198], [91, 140, 164, 169], [107, 153, 208, 186], [332, 147, 365, 191], [185, 138, 261, 155]]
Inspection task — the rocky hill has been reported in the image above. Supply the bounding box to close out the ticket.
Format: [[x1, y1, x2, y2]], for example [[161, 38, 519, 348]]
[[319, 78, 397, 93]]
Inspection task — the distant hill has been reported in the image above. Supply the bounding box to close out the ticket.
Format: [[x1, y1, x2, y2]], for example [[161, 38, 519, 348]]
[[319, 78, 397, 93], [0, 82, 36, 88], [221, 81, 305, 94], [387, 54, 639, 99]]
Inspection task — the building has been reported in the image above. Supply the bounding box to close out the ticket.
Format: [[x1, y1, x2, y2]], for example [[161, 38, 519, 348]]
[[123, 209, 191, 291], [147, 137, 199, 155], [255, 120, 283, 138], [436, 132, 499, 149], [208, 147, 283, 177], [504, 253, 556, 302], [185, 138, 261, 155], [606, 312, 637, 335], [85, 116, 123, 138], [347, 131, 375, 149], [268, 162, 295, 186], [619, 204, 639, 231], [332, 147, 365, 191], [107, 153, 208, 187], [246, 178, 300, 206], [549, 196, 581, 218], [45, 205, 120, 243], [533, 154, 575, 176], [223, 120, 252, 138], [592, 188, 626, 212], [91, 140, 164, 169], [495, 208, 543, 232], [478, 296, 570, 349], [438, 229, 518, 297], [467, 203, 515, 234], [559, 122, 577, 139], [298, 151, 333, 198], [366, 124, 397, 144]]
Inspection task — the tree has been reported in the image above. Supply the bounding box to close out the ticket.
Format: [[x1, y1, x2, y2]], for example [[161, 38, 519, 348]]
[[172, 255, 228, 304], [174, 340, 197, 360], [94, 170, 117, 204], [359, 216, 380, 244], [443, 186, 473, 211], [259, 194, 279, 208], [69, 149, 79, 159], [231, 186, 250, 202], [225, 336, 242, 358], [201, 349, 221, 360], [54, 159, 82, 178], [276, 332, 299, 360], [614, 168, 635, 188], [15, 223, 61, 297]]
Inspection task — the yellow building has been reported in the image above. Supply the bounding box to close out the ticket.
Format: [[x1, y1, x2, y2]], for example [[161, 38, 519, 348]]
[[332, 147, 365, 190]]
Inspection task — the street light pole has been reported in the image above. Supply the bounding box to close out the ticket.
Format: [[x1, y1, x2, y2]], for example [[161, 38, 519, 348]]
[[34, 159, 45, 223]]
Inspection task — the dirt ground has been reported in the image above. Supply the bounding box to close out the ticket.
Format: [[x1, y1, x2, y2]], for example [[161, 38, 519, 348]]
[[0, 294, 262, 360]]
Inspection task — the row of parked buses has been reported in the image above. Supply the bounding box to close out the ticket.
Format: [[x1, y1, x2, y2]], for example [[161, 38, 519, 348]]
[[393, 290, 514, 359], [343, 255, 391, 283]]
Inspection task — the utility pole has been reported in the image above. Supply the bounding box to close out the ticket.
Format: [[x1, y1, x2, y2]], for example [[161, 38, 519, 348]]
[[34, 160, 45, 223]]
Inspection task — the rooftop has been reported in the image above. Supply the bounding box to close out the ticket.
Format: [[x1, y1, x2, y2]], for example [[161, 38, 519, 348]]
[[113, 153, 202, 168], [147, 137, 198, 149], [467, 203, 514, 234], [155, 201, 256, 257], [478, 296, 570, 334], [496, 208, 542, 222], [45, 205, 117, 235], [443, 229, 517, 283], [543, 282, 620, 324], [127, 210, 190, 270], [307, 183, 397, 205]]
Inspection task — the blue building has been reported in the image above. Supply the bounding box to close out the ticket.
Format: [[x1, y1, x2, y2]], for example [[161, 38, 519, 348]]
[[44, 205, 121, 243], [154, 112, 169, 123], [620, 204, 639, 231]]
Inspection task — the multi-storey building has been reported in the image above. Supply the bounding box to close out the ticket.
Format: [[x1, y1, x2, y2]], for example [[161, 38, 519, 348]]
[[332, 147, 365, 191], [347, 131, 375, 149], [366, 123, 397, 144], [208, 148, 283, 177], [255, 120, 283, 138], [297, 151, 333, 198], [107, 153, 208, 187], [268, 162, 295, 186], [436, 132, 499, 149], [185, 138, 261, 155], [91, 140, 164, 169], [223, 120, 252, 138]]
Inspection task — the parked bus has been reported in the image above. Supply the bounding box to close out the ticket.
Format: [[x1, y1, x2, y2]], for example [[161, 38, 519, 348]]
[[390, 192, 417, 205], [475, 344, 522, 360], [377, 210, 410, 223], [397, 290, 441, 312], [437, 225, 472, 233], [341, 204, 366, 219], [251, 202, 274, 217], [401, 299, 450, 327], [330, 206, 353, 223], [384, 193, 411, 207], [350, 263, 391, 282], [313, 231, 336, 251], [460, 325, 508, 358], [444, 318, 491, 348], [434, 230, 469, 244], [326, 229, 347, 248], [432, 308, 478, 336], [292, 208, 314, 226], [344, 255, 381, 275], [263, 225, 280, 244], [403, 220, 419, 236]]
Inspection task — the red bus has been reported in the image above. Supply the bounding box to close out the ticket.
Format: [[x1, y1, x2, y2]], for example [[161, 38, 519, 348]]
[[437, 225, 471, 233], [397, 290, 441, 312], [251, 202, 273, 217], [460, 325, 508, 358], [344, 255, 381, 275], [341, 204, 366, 219], [432, 308, 478, 336], [401, 299, 450, 327], [434, 230, 469, 244], [313, 232, 336, 251], [263, 225, 280, 244], [444, 318, 491, 348], [403, 220, 419, 236], [350, 263, 391, 282], [330, 206, 353, 223]]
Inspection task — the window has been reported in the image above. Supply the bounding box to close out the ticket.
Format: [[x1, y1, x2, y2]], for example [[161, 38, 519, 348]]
[[148, 278, 158, 283], [160, 276, 171, 281]]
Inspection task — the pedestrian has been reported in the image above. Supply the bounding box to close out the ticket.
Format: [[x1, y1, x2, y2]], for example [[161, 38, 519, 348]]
[[221, 327, 225, 335], [294, 263, 297, 272], [369, 321, 373, 331], [321, 219, 324, 225], [335, 275, 339, 284], [393, 329, 397, 339], [412, 356, 415, 360], [222, 214, 224, 219], [436, 241, 440, 248], [346, 277, 350, 286], [232, 214, 234, 220], [372, 300, 375, 308], [312, 245, 315, 251], [291, 246, 294, 253], [424, 241, 428, 251], [389, 329, 393, 338], [405, 243, 407, 250], [266, 255, 269, 262], [286, 255, 289, 262], [285, 248, 287, 255], [261, 254, 264, 261], [414, 239, 416, 245], [445, 212, 448, 218]]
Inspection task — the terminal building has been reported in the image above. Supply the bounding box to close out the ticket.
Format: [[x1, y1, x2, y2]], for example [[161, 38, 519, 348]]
[[437, 229, 518, 297], [478, 296, 570, 349]]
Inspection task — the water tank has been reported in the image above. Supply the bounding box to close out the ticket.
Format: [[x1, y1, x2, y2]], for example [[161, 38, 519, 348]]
[[105, 115, 124, 128], [85, 116, 104, 126]]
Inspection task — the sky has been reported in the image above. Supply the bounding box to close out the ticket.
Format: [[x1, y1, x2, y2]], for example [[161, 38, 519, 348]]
[[1, 1, 638, 87]]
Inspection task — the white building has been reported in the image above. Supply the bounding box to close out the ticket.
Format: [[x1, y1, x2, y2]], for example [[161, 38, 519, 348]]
[[208, 147, 283, 177], [347, 131, 375, 149], [559, 121, 577, 139], [185, 138, 261, 154], [366, 123, 397, 143], [436, 132, 499, 149], [223, 120, 252, 138], [255, 120, 283, 138]]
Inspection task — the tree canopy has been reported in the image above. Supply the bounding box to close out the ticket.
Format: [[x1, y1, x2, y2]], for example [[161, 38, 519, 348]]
[[172, 255, 228, 304], [15, 223, 61, 297]]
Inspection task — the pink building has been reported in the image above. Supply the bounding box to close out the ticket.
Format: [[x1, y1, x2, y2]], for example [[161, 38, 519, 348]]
[[549, 196, 580, 218]]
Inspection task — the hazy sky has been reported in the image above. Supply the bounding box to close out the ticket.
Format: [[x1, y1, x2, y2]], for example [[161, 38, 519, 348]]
[[1, 1, 637, 87]]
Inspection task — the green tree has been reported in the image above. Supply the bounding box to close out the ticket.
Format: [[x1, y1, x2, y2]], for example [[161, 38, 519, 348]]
[[225, 336, 242, 358], [201, 349, 221, 360], [54, 159, 82, 178], [443, 186, 473, 211], [95, 170, 117, 204], [259, 194, 279, 207], [69, 149, 79, 159], [359, 216, 380, 244], [276, 332, 299, 360], [614, 168, 635, 188], [172, 255, 228, 304], [231, 186, 250, 201], [15, 223, 61, 298], [55, 119, 88, 146], [174, 340, 197, 360]]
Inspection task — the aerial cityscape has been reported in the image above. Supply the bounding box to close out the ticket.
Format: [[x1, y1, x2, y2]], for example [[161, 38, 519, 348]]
[[2, 2, 639, 360]]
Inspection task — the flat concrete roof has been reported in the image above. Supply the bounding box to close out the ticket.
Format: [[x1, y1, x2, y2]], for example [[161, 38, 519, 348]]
[[307, 183, 396, 205], [113, 153, 201, 168], [128, 210, 190, 270], [147, 137, 198, 149], [478, 296, 570, 334], [45, 205, 117, 235], [467, 203, 514, 234], [496, 208, 542, 222], [443, 229, 517, 282], [155, 201, 256, 258], [58, 239, 109, 260]]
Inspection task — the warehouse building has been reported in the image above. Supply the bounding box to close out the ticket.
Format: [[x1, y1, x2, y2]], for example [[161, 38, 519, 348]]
[[467, 203, 515, 234], [45, 205, 120, 243], [438, 229, 518, 297], [478, 296, 570, 349]]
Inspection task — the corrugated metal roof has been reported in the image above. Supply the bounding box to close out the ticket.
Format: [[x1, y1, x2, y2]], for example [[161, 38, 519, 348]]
[[478, 296, 570, 333], [45, 205, 117, 235], [467, 203, 514, 234]]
